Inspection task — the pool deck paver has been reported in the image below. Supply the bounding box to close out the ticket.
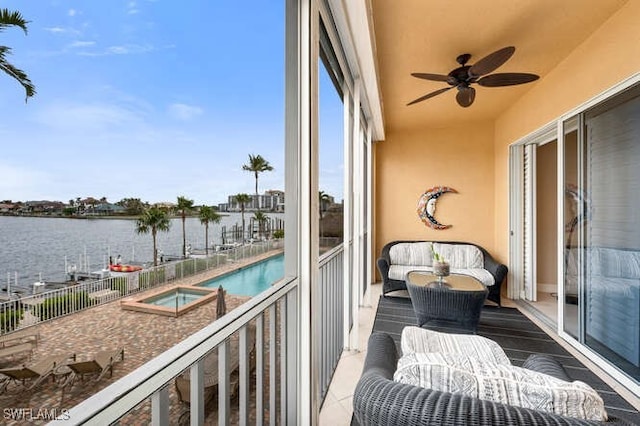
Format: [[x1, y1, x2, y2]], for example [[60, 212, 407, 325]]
[[0, 249, 282, 425]]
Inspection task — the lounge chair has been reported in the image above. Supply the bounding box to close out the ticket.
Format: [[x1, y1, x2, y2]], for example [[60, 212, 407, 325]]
[[0, 353, 73, 394], [175, 325, 256, 421], [61, 347, 124, 392]]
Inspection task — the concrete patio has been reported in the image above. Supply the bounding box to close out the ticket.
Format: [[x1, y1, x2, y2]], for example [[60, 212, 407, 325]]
[[0, 250, 281, 425]]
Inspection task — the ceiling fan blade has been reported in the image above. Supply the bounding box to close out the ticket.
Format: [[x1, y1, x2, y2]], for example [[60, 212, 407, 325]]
[[477, 72, 540, 87], [469, 46, 515, 78], [411, 73, 451, 82], [407, 87, 452, 106], [456, 86, 475, 108]]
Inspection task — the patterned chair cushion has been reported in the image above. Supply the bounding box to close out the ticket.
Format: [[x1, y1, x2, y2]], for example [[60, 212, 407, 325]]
[[433, 243, 484, 269], [401, 327, 510, 365], [394, 352, 607, 421], [389, 242, 434, 267]]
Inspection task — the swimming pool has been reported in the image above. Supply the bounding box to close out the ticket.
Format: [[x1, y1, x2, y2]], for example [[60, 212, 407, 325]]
[[196, 254, 284, 296]]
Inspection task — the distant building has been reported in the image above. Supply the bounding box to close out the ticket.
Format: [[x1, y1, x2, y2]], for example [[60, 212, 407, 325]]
[[0, 203, 18, 214], [90, 203, 126, 215], [222, 190, 285, 212], [154, 202, 176, 210], [23, 201, 65, 215]]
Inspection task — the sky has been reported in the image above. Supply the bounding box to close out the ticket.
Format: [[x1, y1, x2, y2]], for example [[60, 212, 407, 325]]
[[0, 1, 344, 206]]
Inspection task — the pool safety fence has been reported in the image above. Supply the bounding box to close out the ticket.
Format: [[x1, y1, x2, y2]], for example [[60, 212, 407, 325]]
[[0, 239, 283, 335]]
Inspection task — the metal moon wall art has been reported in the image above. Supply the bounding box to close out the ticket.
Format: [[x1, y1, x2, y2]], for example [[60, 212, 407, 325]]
[[417, 186, 458, 230]]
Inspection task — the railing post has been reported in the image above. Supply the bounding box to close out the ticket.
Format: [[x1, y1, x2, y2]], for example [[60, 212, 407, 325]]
[[239, 325, 250, 424], [256, 313, 265, 425], [190, 359, 204, 425], [269, 304, 277, 426], [151, 386, 169, 426], [218, 340, 230, 426]]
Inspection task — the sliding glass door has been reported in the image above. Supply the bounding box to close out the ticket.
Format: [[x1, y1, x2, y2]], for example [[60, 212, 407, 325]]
[[563, 83, 640, 382]]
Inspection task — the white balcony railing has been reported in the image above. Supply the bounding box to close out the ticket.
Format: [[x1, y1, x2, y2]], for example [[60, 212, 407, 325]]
[[318, 245, 344, 404]]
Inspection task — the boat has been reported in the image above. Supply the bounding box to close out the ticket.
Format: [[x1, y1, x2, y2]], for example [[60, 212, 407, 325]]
[[109, 264, 143, 273]]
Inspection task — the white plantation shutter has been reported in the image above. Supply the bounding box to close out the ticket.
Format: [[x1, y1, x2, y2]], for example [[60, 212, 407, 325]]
[[523, 144, 537, 301]]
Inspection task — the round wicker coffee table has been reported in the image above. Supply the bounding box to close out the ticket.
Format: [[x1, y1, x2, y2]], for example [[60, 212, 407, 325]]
[[405, 271, 489, 332]]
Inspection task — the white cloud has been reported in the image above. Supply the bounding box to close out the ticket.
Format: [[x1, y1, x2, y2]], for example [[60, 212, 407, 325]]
[[33, 101, 149, 134], [74, 44, 155, 57], [108, 46, 129, 55], [168, 103, 204, 121], [127, 1, 139, 14], [68, 9, 77, 17], [68, 41, 96, 48], [44, 27, 68, 34], [43, 26, 83, 37]]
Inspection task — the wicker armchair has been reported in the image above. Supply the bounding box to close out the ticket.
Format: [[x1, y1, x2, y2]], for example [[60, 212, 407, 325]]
[[351, 332, 634, 425]]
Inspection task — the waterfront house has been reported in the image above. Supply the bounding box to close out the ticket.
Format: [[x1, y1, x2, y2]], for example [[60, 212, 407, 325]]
[[22, 201, 65, 215], [0, 203, 19, 214], [50, 0, 640, 423], [89, 203, 126, 216]]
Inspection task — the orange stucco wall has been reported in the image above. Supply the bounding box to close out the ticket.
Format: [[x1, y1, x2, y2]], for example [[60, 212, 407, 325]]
[[374, 123, 495, 272], [373, 1, 640, 283], [493, 1, 640, 262]]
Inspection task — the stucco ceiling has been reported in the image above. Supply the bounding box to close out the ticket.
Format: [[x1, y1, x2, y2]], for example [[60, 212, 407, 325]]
[[369, 0, 628, 132]]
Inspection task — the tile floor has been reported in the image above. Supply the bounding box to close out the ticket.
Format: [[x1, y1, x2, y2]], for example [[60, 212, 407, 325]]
[[318, 284, 519, 425], [319, 285, 640, 424], [319, 283, 381, 425]]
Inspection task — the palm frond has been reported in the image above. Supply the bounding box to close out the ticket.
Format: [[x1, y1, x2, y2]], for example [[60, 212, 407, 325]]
[[0, 8, 29, 34], [0, 51, 36, 101]]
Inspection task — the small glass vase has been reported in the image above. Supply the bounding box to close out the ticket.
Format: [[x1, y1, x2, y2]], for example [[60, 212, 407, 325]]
[[433, 261, 450, 286]]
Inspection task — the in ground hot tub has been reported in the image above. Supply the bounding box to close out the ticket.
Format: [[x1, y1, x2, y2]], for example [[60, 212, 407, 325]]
[[121, 286, 217, 317]]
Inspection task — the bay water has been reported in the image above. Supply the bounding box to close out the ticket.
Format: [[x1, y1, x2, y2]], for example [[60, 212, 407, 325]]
[[0, 213, 282, 294]]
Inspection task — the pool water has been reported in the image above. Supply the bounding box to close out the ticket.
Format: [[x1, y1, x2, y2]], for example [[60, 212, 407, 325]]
[[146, 288, 205, 308], [197, 255, 284, 296]]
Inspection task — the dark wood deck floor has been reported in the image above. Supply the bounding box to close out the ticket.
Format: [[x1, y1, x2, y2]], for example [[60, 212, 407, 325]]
[[373, 295, 640, 424]]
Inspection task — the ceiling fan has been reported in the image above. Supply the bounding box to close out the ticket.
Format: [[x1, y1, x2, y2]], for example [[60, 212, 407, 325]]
[[407, 46, 539, 108]]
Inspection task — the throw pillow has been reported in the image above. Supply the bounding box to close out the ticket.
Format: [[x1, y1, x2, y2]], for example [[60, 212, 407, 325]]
[[394, 352, 607, 421], [401, 327, 511, 365]]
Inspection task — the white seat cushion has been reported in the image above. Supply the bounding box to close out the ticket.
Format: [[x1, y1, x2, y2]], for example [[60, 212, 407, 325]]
[[388, 265, 495, 287], [394, 352, 607, 421], [401, 327, 510, 365]]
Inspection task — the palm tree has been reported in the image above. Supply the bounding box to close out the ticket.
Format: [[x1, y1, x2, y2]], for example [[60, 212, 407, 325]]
[[1, 8, 36, 101], [319, 191, 331, 238], [253, 211, 269, 240], [176, 196, 194, 257], [242, 154, 273, 209], [235, 193, 252, 244], [135, 207, 171, 267], [199, 206, 221, 255]]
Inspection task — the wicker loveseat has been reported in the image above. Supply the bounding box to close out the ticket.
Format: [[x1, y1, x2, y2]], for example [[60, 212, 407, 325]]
[[377, 240, 507, 306], [352, 332, 632, 425]]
